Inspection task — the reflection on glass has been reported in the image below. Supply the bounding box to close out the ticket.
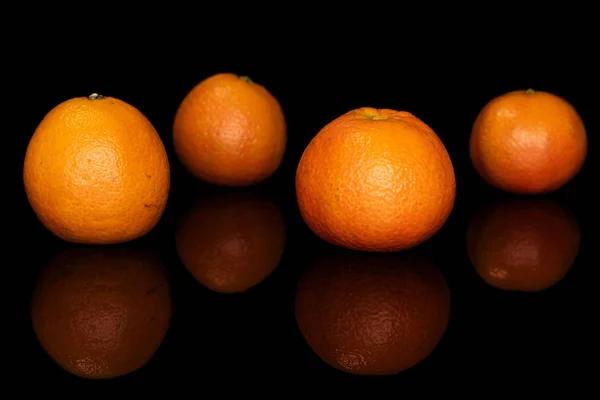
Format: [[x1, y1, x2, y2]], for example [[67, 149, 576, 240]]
[[467, 197, 580, 292], [30, 245, 172, 379], [295, 249, 450, 375], [175, 190, 286, 294]]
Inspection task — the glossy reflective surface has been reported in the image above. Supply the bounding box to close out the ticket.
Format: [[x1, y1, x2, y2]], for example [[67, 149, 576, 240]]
[[19, 174, 592, 384], [15, 59, 593, 385]]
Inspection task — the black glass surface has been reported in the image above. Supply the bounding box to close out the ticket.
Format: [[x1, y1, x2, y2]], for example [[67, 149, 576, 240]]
[[15, 54, 594, 385]]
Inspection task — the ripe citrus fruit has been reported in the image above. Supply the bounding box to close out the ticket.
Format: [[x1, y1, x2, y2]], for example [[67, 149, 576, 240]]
[[467, 197, 580, 292], [23, 93, 170, 244], [296, 107, 455, 252], [30, 246, 172, 379], [172, 73, 287, 186], [175, 190, 286, 293], [295, 249, 451, 375], [469, 89, 587, 194]]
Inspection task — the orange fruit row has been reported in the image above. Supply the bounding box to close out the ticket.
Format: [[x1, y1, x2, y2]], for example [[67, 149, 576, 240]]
[[23, 74, 587, 250], [24, 74, 586, 378], [23, 73, 288, 245]]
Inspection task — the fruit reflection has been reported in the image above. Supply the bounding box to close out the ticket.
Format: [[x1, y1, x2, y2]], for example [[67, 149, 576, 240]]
[[467, 197, 580, 292], [175, 190, 286, 293], [30, 245, 172, 379], [295, 249, 450, 375]]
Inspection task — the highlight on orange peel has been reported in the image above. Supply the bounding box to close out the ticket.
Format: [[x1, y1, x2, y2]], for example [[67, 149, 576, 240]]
[[30, 245, 172, 379], [172, 73, 287, 187], [23, 93, 171, 244], [295, 107, 455, 252], [175, 190, 286, 293], [467, 197, 580, 292], [469, 88, 587, 194], [295, 249, 451, 375]]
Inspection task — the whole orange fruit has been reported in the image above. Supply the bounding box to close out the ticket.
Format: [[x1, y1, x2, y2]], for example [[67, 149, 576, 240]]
[[30, 246, 172, 379], [172, 73, 287, 186], [469, 89, 587, 194], [467, 197, 580, 292], [296, 107, 455, 252], [23, 93, 170, 244], [175, 190, 286, 293], [295, 249, 451, 375]]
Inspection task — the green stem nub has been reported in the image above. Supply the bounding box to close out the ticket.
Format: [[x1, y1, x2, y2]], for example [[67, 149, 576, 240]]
[[239, 75, 253, 83], [525, 88, 535, 95], [88, 93, 105, 100]]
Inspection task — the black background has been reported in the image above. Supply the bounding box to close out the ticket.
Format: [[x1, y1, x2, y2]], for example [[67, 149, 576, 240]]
[[11, 20, 596, 387]]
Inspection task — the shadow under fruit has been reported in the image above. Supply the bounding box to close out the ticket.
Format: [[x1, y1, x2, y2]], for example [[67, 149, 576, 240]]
[[175, 190, 286, 293], [30, 245, 172, 379], [467, 197, 580, 292], [294, 249, 451, 375]]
